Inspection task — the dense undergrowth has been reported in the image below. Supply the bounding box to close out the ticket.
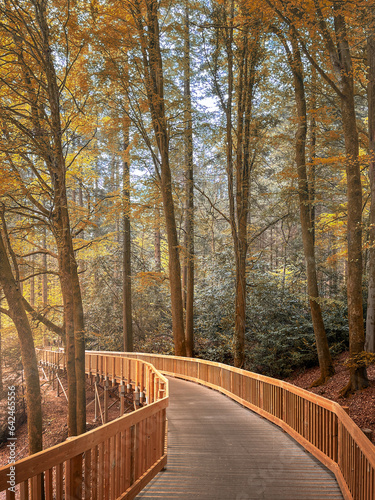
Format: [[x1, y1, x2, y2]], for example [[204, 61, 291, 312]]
[[84, 265, 351, 379]]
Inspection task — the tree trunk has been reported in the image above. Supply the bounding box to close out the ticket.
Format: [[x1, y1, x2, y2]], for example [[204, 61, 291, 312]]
[[224, 4, 258, 369], [284, 32, 334, 384], [366, 27, 375, 353], [154, 208, 162, 272], [72, 261, 86, 435], [0, 309, 3, 395], [333, 9, 368, 393], [36, 0, 86, 431], [54, 204, 78, 436], [123, 116, 133, 352], [222, 0, 245, 367], [135, 0, 186, 356], [183, 1, 194, 357], [0, 231, 42, 454], [42, 227, 48, 306], [30, 254, 35, 307]]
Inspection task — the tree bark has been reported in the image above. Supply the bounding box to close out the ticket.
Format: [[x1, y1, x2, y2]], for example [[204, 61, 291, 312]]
[[133, 0, 186, 356], [42, 227, 48, 306], [183, 1, 195, 357], [35, 0, 86, 432], [0, 230, 42, 454], [123, 116, 133, 352], [0, 0, 87, 434], [366, 26, 375, 353], [222, 0, 243, 367], [154, 208, 162, 272], [280, 30, 334, 384], [221, 2, 258, 368], [333, 8, 368, 393], [0, 308, 3, 395]]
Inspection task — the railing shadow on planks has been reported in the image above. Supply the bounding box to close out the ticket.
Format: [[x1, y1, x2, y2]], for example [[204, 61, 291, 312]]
[[0, 350, 168, 500], [102, 351, 375, 500]]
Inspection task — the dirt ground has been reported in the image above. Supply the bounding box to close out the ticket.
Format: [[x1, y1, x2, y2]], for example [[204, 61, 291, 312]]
[[0, 369, 135, 466], [287, 351, 375, 441]]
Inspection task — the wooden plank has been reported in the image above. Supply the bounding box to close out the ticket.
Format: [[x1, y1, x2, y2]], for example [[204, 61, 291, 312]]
[[91, 446, 98, 500], [31, 474, 42, 500], [117, 455, 167, 500], [55, 463, 63, 500], [104, 438, 110, 500], [110, 436, 116, 500], [130, 425, 135, 486], [115, 432, 121, 498], [20, 480, 29, 500], [98, 442, 104, 500], [5, 489, 15, 500], [45, 468, 53, 498], [84, 449, 91, 500], [124, 429, 130, 491], [134, 377, 344, 499]]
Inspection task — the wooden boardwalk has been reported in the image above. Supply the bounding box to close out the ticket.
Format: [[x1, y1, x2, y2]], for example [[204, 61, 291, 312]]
[[137, 377, 343, 500]]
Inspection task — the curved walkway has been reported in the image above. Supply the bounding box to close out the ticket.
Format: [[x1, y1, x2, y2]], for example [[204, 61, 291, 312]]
[[137, 377, 343, 500]]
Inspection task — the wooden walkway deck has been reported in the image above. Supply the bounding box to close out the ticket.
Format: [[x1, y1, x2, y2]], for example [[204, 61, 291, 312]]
[[136, 377, 344, 499]]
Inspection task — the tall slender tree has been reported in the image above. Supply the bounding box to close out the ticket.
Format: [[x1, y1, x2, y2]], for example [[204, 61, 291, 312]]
[[183, 0, 195, 357], [128, 0, 187, 356], [268, 0, 368, 394], [366, 13, 375, 354], [275, 26, 335, 384], [123, 115, 134, 351], [211, 1, 262, 367]]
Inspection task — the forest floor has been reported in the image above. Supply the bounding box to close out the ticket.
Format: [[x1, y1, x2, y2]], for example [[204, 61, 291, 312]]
[[287, 351, 375, 442]]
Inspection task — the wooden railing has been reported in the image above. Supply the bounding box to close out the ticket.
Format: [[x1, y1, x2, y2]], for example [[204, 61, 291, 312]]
[[0, 350, 168, 500], [2, 350, 374, 500], [106, 352, 375, 500]]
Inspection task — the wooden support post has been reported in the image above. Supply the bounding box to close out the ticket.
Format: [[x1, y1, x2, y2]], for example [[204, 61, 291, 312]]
[[104, 378, 109, 424], [56, 372, 60, 397], [134, 386, 140, 408], [120, 383, 125, 416], [95, 376, 100, 422]]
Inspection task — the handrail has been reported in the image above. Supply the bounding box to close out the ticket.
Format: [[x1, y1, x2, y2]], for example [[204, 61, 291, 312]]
[[2, 350, 373, 500], [108, 352, 375, 500], [0, 349, 168, 500]]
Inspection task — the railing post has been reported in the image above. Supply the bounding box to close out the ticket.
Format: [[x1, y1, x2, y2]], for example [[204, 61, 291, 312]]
[[66, 455, 82, 500], [104, 378, 109, 424], [120, 383, 125, 416], [95, 375, 100, 422], [31, 473, 43, 500], [130, 425, 136, 486]]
